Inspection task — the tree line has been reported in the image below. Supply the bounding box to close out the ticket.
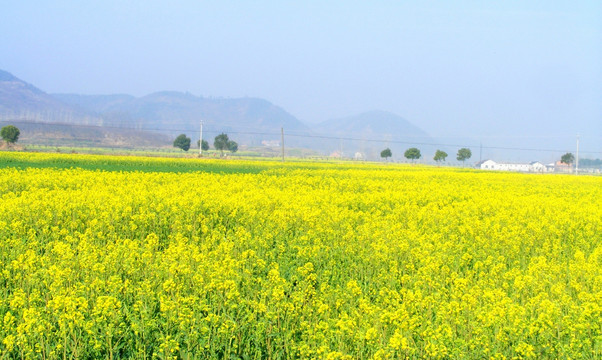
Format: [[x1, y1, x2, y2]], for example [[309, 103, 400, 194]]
[[173, 133, 238, 155], [380, 147, 588, 168], [380, 147, 472, 164], [0, 124, 593, 168]]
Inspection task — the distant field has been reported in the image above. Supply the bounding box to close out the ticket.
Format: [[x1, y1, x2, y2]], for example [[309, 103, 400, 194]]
[[0, 151, 347, 174], [0, 152, 600, 359], [0, 150, 273, 174], [20, 144, 319, 161]]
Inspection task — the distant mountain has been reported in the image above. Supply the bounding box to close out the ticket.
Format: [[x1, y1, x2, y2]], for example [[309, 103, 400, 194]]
[[1, 69, 440, 157], [0, 70, 168, 146], [315, 110, 430, 139], [53, 93, 136, 114], [312, 110, 435, 159], [1, 69, 312, 148], [0, 70, 101, 125], [54, 91, 312, 146]]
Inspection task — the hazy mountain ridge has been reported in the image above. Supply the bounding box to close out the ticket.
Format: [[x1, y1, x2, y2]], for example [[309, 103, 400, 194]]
[[54, 91, 313, 146], [312, 111, 435, 158], [315, 110, 430, 139], [1, 69, 436, 156], [0, 70, 102, 125], [0, 71, 167, 146], [53, 93, 136, 114], [1, 70, 314, 144]]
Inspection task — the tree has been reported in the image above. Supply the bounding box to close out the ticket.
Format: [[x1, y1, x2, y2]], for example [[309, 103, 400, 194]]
[[380, 148, 392, 161], [214, 133, 229, 155], [561, 152, 575, 165], [197, 139, 209, 151], [434, 149, 448, 164], [404, 147, 421, 163], [1, 125, 20, 144], [173, 134, 191, 151], [227, 140, 238, 153], [457, 148, 472, 165], [214, 133, 238, 155]]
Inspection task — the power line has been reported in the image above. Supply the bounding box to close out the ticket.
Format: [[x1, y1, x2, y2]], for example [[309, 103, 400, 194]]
[[3, 119, 602, 155], [285, 133, 602, 155]]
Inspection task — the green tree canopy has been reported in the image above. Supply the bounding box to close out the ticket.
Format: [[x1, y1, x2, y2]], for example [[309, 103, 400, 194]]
[[579, 158, 601, 167], [197, 139, 209, 151], [1, 125, 20, 144], [380, 148, 392, 160], [561, 152, 575, 165], [227, 140, 238, 153], [434, 150, 448, 163], [214, 133, 238, 155], [404, 147, 421, 162], [457, 148, 472, 164], [214, 133, 230, 155], [173, 134, 191, 151]]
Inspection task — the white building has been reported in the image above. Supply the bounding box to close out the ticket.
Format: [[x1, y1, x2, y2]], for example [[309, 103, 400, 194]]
[[530, 161, 546, 172], [477, 160, 548, 173], [261, 140, 280, 147]]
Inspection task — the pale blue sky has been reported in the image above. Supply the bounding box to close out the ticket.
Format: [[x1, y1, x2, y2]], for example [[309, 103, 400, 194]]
[[1, 1, 601, 147]]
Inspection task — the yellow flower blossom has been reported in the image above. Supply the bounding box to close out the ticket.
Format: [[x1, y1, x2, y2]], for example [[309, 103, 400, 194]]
[[0, 151, 599, 359]]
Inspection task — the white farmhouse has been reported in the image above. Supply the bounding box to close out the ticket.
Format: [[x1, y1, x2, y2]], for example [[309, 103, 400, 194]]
[[478, 160, 497, 170], [529, 161, 546, 172], [477, 160, 548, 173]]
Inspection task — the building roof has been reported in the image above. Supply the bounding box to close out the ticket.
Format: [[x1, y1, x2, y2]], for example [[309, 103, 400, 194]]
[[479, 160, 546, 166], [475, 159, 494, 166]]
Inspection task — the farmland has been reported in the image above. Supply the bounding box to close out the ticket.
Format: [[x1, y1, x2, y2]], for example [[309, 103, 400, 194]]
[[0, 152, 600, 359]]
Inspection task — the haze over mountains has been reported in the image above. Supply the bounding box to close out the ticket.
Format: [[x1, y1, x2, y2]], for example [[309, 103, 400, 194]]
[[315, 111, 429, 140], [0, 70, 101, 125], [1, 69, 599, 163], [53, 92, 313, 146], [0, 69, 434, 157]]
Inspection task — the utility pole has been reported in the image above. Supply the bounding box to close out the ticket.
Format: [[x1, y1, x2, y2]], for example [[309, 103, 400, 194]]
[[479, 142, 482, 163], [199, 120, 203, 156], [281, 127, 285, 162], [576, 134, 579, 175]]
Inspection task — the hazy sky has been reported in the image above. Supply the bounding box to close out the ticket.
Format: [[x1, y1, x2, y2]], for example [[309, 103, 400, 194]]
[[1, 1, 601, 144]]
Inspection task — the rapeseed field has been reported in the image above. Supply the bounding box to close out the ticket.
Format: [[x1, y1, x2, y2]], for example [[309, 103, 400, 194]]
[[0, 152, 600, 359]]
